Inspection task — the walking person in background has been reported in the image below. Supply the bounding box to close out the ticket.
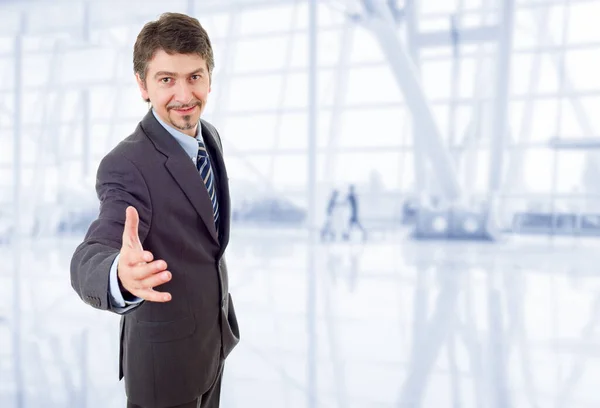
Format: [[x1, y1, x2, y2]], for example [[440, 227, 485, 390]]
[[343, 184, 367, 241], [321, 189, 339, 241]]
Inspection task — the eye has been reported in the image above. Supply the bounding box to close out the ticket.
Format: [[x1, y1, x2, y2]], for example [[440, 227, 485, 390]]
[[160, 77, 172, 84], [191, 74, 201, 81]]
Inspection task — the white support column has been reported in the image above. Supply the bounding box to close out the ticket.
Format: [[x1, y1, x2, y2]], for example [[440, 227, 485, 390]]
[[306, 1, 318, 407], [12, 12, 25, 408], [268, 4, 302, 187], [488, 0, 515, 200], [82, 1, 91, 178], [501, 6, 550, 195], [404, 0, 427, 199], [448, 13, 462, 169], [323, 20, 354, 185]]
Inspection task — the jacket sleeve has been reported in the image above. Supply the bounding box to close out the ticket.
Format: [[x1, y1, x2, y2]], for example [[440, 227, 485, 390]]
[[70, 151, 152, 313], [108, 253, 144, 314]]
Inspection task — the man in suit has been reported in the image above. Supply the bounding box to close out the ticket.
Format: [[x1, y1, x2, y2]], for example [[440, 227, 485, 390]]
[[70, 12, 240, 408]]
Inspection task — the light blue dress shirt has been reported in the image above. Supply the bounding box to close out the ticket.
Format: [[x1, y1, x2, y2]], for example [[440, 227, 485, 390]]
[[108, 109, 206, 313]]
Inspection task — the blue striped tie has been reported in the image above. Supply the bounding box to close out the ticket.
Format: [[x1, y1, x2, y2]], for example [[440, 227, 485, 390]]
[[197, 139, 219, 227]]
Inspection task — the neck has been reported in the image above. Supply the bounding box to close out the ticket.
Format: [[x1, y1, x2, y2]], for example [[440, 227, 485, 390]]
[[182, 125, 198, 138]]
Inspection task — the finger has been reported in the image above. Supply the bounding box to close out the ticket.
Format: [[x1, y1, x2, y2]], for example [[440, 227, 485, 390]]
[[133, 288, 172, 303], [124, 250, 154, 266], [122, 206, 142, 251], [136, 270, 172, 290], [130, 259, 168, 281]]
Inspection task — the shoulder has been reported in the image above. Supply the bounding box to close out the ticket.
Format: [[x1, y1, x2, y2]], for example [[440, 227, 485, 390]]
[[99, 125, 153, 173], [108, 124, 153, 160], [200, 119, 223, 151]]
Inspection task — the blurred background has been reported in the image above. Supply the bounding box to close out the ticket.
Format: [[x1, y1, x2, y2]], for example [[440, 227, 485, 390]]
[[2, 0, 600, 406]]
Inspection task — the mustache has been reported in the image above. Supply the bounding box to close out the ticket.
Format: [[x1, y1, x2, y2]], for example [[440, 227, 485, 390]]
[[167, 100, 202, 110]]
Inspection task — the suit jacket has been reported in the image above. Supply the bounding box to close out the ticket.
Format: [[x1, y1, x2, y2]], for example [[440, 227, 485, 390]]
[[70, 110, 240, 408]]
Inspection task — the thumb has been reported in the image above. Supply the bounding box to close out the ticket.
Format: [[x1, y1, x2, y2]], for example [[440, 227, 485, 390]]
[[123, 206, 143, 251]]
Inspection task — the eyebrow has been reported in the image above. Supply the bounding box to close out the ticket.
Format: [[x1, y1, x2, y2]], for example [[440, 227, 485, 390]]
[[154, 68, 206, 79]]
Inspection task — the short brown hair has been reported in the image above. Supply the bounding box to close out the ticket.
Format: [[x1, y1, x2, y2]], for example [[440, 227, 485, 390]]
[[133, 12, 214, 83]]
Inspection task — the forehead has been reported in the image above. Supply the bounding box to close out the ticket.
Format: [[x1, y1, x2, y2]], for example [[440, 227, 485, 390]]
[[146, 49, 208, 75]]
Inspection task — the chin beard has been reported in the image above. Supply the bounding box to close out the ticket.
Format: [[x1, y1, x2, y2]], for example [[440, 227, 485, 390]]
[[173, 116, 196, 130]]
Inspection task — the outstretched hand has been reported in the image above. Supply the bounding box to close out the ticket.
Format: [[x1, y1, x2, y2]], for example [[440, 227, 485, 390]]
[[117, 206, 172, 302]]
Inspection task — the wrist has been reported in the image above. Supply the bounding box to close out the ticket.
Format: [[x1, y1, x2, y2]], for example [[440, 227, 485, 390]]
[[117, 275, 136, 301]]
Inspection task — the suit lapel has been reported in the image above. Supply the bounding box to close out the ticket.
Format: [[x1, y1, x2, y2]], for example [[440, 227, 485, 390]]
[[165, 157, 219, 243], [141, 111, 219, 244]]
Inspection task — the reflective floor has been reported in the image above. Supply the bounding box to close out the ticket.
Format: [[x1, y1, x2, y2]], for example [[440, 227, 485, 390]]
[[2, 227, 600, 407]]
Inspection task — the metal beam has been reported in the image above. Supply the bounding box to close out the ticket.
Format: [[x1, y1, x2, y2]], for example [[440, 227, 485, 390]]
[[0, 0, 304, 36], [522, 1, 600, 194], [416, 25, 499, 48], [549, 138, 600, 149], [418, 0, 598, 16], [358, 0, 461, 201]]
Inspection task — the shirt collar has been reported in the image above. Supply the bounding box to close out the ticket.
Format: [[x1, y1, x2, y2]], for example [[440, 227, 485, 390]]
[[152, 108, 204, 161]]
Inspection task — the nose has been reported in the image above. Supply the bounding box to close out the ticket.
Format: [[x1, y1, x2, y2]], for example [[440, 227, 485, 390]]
[[174, 81, 193, 104]]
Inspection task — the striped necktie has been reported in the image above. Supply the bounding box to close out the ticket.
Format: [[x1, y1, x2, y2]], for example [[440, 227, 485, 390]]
[[197, 139, 219, 227]]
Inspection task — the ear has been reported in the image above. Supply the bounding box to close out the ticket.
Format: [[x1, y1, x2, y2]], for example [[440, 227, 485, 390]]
[[135, 73, 149, 102]]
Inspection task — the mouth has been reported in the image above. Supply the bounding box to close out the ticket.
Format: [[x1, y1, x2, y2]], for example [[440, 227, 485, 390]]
[[172, 105, 197, 115]]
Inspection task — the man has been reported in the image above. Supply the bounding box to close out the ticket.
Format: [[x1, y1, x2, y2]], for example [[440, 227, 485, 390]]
[[320, 189, 339, 241], [70, 13, 240, 408], [342, 184, 367, 241]]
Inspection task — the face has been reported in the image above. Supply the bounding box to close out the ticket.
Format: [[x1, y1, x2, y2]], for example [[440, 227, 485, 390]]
[[136, 49, 211, 137]]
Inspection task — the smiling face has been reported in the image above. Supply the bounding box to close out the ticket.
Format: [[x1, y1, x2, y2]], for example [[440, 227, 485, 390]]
[[136, 50, 211, 137]]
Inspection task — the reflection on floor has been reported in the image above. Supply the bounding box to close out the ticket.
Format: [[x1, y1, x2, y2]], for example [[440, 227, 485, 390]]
[[2, 226, 600, 407]]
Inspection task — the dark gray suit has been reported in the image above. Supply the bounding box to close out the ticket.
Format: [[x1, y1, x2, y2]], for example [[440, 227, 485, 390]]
[[70, 110, 240, 408]]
